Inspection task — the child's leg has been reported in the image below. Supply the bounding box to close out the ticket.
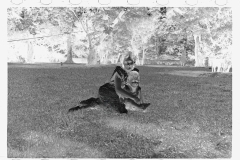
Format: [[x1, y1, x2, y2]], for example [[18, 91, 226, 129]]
[[135, 86, 143, 104], [138, 88, 143, 104], [135, 87, 150, 109], [125, 98, 142, 107]]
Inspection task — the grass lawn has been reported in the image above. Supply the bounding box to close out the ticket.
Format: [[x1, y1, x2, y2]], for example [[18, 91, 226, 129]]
[[7, 63, 232, 158]]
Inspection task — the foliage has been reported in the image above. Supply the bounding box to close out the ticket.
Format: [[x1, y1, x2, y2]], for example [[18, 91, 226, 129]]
[[7, 7, 232, 64]]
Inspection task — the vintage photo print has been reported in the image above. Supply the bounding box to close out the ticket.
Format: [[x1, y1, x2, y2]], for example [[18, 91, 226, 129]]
[[3, 0, 238, 159]]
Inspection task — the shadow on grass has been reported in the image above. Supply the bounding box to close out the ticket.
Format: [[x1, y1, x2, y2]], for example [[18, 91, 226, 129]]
[[8, 130, 105, 158], [103, 117, 231, 158]]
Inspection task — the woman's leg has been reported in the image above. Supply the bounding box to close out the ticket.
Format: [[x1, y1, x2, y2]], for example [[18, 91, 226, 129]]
[[80, 97, 100, 105]]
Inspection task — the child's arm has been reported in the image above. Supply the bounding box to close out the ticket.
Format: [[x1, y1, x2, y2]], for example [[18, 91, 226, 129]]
[[114, 73, 138, 101]]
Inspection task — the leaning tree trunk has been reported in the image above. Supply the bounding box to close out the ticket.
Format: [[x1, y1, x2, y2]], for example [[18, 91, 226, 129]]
[[64, 33, 74, 64], [116, 53, 122, 63], [110, 33, 115, 63]]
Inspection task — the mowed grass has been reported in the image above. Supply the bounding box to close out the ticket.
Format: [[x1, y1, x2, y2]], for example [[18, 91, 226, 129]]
[[8, 63, 232, 158]]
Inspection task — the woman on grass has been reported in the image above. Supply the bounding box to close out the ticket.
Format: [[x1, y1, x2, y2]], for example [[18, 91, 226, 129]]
[[68, 52, 150, 114]]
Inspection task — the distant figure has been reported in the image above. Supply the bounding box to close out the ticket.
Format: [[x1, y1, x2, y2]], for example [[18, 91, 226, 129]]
[[223, 61, 232, 73], [210, 58, 224, 72], [68, 52, 150, 114], [210, 58, 232, 73], [61, 62, 63, 66]]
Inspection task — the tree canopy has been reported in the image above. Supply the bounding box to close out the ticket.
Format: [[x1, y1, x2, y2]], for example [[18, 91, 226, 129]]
[[7, 7, 232, 65]]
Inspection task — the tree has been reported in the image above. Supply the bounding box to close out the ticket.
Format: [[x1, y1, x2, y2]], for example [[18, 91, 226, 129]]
[[8, 7, 232, 66], [70, 7, 130, 64], [8, 7, 77, 63], [153, 7, 231, 66], [8, 7, 40, 63], [124, 8, 159, 65]]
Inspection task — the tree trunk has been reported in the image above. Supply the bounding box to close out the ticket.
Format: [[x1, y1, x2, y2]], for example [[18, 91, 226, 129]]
[[155, 37, 159, 55], [193, 31, 206, 67], [87, 48, 97, 64], [87, 35, 98, 65], [180, 50, 187, 66], [142, 46, 145, 65], [64, 33, 74, 64], [140, 38, 144, 65], [129, 35, 140, 65], [77, 17, 97, 65], [194, 34, 201, 66], [110, 33, 115, 63], [135, 54, 141, 65], [27, 41, 34, 63]]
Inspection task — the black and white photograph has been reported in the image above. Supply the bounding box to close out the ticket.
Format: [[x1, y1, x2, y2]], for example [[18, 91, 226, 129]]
[[6, 0, 234, 158]]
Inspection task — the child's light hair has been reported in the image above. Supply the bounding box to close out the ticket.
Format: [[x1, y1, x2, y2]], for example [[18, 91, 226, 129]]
[[127, 71, 140, 83]]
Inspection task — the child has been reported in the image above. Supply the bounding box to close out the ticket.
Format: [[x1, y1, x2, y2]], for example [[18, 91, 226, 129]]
[[120, 70, 150, 111]]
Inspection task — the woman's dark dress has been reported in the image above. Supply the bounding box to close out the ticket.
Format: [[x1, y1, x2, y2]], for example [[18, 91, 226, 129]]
[[98, 66, 139, 113], [68, 66, 139, 113]]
